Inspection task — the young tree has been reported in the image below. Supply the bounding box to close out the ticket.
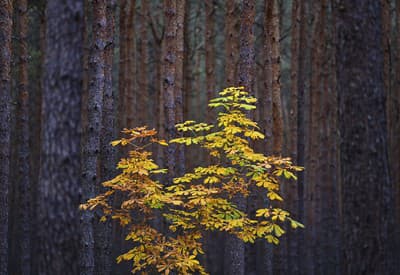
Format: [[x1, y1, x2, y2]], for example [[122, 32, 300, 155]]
[[0, 1, 13, 273], [38, 0, 84, 273], [336, 1, 395, 273]]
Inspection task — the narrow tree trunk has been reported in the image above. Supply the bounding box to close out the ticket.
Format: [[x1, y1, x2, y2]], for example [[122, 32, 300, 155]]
[[0, 1, 13, 274], [288, 0, 301, 273], [125, 0, 136, 128], [38, 0, 84, 273], [336, 1, 394, 273], [175, 0, 185, 176], [225, 0, 238, 87], [95, 1, 116, 274], [138, 0, 148, 126], [225, 2, 255, 275], [205, 0, 215, 124], [16, 0, 30, 273], [118, 0, 127, 129], [163, 0, 177, 184]]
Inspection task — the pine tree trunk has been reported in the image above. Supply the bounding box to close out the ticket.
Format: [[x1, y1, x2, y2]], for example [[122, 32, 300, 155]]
[[95, 1, 116, 274], [336, 1, 395, 273], [175, 0, 185, 176], [16, 0, 30, 273], [138, 0, 149, 126], [0, 1, 13, 274], [225, 0, 238, 87], [125, 0, 136, 128], [288, 0, 301, 273], [224, 2, 255, 275], [205, 0, 215, 124], [38, 0, 84, 273], [118, 0, 127, 129], [163, 0, 177, 184]]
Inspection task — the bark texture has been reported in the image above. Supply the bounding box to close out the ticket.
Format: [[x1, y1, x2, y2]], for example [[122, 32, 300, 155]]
[[16, 0, 31, 273], [224, 1, 255, 275], [0, 1, 13, 274], [336, 1, 394, 274], [38, 0, 84, 273], [95, 1, 116, 275]]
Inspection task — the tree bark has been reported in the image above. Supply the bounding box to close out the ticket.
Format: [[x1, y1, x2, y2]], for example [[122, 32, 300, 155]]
[[336, 1, 395, 273], [163, 0, 177, 184], [38, 0, 84, 273], [225, 2, 255, 275], [0, 1, 13, 274], [95, 1, 116, 274], [205, 0, 215, 124], [16, 0, 30, 273], [138, 0, 149, 126], [225, 0, 238, 87]]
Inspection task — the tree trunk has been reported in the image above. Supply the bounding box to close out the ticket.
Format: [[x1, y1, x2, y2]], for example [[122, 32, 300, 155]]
[[336, 1, 394, 273], [288, 0, 301, 273], [225, 0, 238, 87], [225, 2, 255, 275], [0, 1, 13, 274], [38, 0, 84, 273], [95, 1, 116, 274], [205, 0, 215, 124], [175, 0, 185, 176], [163, 0, 177, 184], [125, 0, 136, 128], [118, 0, 127, 129], [16, 0, 30, 273], [138, 0, 148, 126]]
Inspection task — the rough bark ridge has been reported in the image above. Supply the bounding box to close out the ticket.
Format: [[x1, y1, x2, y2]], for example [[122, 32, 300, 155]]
[[224, 2, 255, 275], [38, 0, 84, 273], [0, 1, 13, 274], [16, 0, 31, 273], [95, 1, 116, 274], [336, 1, 394, 274], [163, 0, 177, 184]]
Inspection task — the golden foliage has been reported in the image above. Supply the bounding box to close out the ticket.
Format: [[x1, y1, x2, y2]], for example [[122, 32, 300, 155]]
[[81, 87, 303, 274]]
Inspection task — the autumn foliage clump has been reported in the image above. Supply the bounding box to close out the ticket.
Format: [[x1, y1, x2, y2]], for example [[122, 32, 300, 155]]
[[81, 87, 304, 274]]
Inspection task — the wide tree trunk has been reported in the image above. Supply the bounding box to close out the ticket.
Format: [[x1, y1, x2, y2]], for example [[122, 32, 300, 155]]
[[38, 0, 84, 273], [0, 1, 13, 274], [336, 1, 395, 273]]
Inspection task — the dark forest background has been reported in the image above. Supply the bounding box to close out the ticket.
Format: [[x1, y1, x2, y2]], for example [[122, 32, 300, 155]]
[[0, 0, 399, 274]]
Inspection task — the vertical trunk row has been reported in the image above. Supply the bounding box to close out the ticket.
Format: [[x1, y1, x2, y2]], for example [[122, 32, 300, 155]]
[[175, 0, 185, 176], [16, 0, 30, 273], [80, 1, 107, 274], [336, 1, 394, 273], [288, 0, 301, 273], [38, 0, 84, 273], [96, 1, 116, 274], [0, 1, 13, 274], [163, 0, 177, 184]]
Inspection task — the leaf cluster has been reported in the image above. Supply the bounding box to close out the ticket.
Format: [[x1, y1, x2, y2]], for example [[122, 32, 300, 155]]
[[81, 87, 304, 274]]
